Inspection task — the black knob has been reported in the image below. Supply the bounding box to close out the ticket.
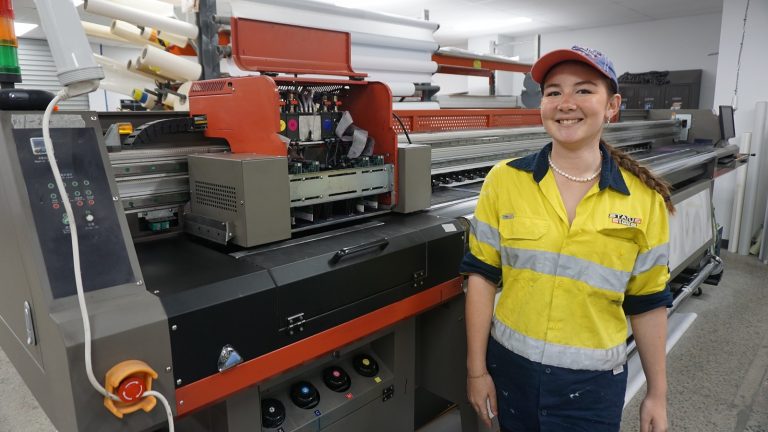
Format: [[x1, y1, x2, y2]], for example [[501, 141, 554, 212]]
[[289, 381, 320, 409], [261, 398, 286, 428], [352, 354, 379, 377], [323, 366, 351, 392]]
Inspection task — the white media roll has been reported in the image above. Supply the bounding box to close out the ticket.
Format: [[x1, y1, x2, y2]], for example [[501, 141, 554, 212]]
[[109, 0, 174, 17], [392, 101, 440, 110], [95, 54, 159, 83], [128, 57, 169, 81], [163, 81, 192, 111], [99, 67, 156, 98], [387, 82, 416, 97], [729, 132, 752, 253], [140, 45, 201, 81], [111, 20, 160, 47], [85, 0, 199, 39], [141, 27, 189, 48], [82, 21, 128, 43], [352, 55, 437, 74]]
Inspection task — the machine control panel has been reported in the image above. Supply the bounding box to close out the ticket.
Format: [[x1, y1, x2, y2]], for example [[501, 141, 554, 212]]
[[261, 350, 392, 431], [12, 120, 136, 298]]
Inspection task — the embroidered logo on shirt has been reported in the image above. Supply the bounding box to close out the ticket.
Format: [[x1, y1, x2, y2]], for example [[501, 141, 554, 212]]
[[501, 213, 515, 220], [609, 213, 642, 227]]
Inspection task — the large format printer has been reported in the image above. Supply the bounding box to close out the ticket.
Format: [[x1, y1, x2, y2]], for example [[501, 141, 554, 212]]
[[0, 4, 739, 432]]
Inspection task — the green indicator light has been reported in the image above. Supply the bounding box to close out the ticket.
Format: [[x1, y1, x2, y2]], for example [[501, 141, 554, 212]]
[[0, 45, 20, 75]]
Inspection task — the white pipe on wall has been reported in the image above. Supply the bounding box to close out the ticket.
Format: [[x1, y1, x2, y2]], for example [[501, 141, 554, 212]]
[[739, 101, 768, 255], [729, 132, 752, 253]]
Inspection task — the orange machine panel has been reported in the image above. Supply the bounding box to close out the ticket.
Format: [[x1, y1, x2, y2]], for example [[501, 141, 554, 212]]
[[188, 76, 286, 155], [230, 18, 366, 78], [175, 277, 463, 416], [392, 108, 542, 133]]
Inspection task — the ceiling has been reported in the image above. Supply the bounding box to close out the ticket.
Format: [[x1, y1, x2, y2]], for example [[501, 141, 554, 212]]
[[11, 0, 723, 45]]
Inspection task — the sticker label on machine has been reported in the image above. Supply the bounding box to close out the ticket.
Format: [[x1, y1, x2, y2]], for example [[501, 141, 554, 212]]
[[11, 114, 87, 129]]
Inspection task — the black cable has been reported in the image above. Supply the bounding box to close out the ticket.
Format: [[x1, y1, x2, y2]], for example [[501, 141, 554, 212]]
[[392, 112, 412, 145]]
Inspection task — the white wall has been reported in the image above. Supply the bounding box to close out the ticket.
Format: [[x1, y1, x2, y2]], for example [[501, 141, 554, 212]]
[[712, 0, 768, 244], [539, 13, 722, 110]]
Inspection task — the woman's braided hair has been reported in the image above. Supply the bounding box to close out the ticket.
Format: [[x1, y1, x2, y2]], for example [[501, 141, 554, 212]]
[[601, 139, 675, 214]]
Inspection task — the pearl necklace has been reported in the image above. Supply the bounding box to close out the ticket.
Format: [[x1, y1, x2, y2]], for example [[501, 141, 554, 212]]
[[547, 153, 601, 183]]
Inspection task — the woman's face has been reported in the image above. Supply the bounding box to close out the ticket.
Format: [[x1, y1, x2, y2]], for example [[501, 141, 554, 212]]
[[540, 61, 620, 149]]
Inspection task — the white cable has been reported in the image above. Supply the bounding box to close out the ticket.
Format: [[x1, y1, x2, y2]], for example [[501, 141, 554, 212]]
[[143, 391, 175, 432], [42, 90, 175, 430], [42, 89, 117, 402]]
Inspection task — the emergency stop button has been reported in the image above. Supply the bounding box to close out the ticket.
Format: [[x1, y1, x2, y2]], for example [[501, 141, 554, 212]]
[[117, 376, 145, 403], [103, 360, 158, 418]]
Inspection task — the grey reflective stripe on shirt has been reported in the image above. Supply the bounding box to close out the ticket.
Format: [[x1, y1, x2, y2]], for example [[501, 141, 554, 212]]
[[632, 242, 669, 275], [491, 318, 627, 371], [471, 218, 500, 250], [501, 248, 630, 294]]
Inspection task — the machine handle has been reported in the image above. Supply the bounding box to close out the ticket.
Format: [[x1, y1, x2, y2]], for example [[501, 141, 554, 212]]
[[330, 237, 389, 265]]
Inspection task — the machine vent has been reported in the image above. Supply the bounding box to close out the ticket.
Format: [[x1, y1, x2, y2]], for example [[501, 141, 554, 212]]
[[195, 181, 238, 212], [419, 115, 488, 131], [391, 110, 542, 133], [190, 80, 229, 95]]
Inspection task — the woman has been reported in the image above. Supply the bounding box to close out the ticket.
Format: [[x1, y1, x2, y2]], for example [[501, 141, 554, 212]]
[[461, 46, 674, 432]]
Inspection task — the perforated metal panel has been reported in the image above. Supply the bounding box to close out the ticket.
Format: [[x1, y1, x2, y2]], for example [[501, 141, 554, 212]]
[[190, 79, 228, 95], [194, 180, 238, 213], [391, 109, 542, 133], [17, 39, 90, 110]]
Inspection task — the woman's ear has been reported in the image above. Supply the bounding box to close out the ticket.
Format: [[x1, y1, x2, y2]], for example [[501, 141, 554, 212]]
[[606, 93, 621, 121]]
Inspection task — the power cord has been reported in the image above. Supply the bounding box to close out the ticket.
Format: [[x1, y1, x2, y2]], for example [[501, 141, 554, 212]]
[[42, 89, 175, 432], [392, 112, 412, 144]]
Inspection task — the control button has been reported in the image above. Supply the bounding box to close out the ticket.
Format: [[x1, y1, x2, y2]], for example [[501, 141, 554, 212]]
[[85, 214, 95, 222], [83, 180, 90, 186], [76, 200, 83, 207], [52, 203, 60, 209], [353, 354, 379, 377], [544, 368, 551, 374], [117, 376, 145, 403], [289, 381, 319, 409], [47, 183, 55, 189], [85, 190, 92, 196], [261, 398, 286, 428], [323, 366, 351, 392], [88, 200, 95, 206], [50, 193, 57, 199], [61, 214, 69, 225], [71, 181, 79, 187], [74, 191, 81, 197]]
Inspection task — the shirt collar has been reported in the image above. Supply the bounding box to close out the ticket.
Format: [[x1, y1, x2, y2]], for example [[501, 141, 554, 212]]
[[506, 142, 630, 195]]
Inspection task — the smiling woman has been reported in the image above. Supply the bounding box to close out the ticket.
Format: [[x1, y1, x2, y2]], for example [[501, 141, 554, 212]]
[[461, 46, 675, 432]]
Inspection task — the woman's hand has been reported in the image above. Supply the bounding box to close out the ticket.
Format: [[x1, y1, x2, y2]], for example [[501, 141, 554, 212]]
[[639, 393, 668, 432], [467, 372, 497, 428]]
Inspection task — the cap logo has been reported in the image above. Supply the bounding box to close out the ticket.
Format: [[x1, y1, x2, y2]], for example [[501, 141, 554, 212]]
[[571, 45, 617, 87], [571, 45, 604, 59]]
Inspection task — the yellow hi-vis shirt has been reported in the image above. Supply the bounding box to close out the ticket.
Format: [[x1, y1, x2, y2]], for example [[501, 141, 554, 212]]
[[460, 143, 672, 371]]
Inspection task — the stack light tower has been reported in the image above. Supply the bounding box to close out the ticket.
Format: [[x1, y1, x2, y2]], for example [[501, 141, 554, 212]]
[[0, 0, 22, 88]]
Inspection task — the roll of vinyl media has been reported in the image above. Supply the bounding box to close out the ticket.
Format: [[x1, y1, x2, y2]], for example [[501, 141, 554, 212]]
[[140, 45, 201, 81], [85, 0, 198, 39], [82, 21, 128, 43], [111, 20, 161, 47], [141, 27, 189, 48]]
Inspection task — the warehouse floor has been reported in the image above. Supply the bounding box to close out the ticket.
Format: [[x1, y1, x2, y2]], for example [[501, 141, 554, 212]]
[[1, 251, 767, 432]]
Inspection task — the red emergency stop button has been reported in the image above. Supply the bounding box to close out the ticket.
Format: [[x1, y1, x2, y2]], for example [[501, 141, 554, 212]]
[[117, 376, 145, 403]]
